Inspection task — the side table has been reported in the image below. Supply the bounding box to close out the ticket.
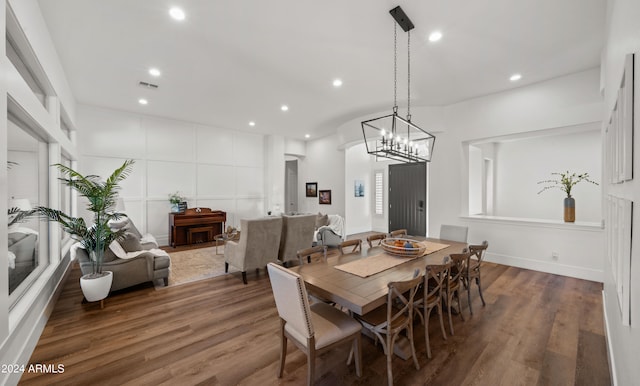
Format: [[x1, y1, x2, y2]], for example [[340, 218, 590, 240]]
[[214, 232, 241, 255]]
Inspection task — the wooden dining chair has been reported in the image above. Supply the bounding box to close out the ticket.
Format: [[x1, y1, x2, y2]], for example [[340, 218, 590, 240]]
[[339, 239, 362, 256], [465, 241, 489, 314], [267, 263, 362, 385], [414, 262, 449, 358], [296, 245, 327, 265], [388, 229, 407, 238], [445, 251, 470, 335], [366, 232, 386, 248], [354, 273, 422, 386]]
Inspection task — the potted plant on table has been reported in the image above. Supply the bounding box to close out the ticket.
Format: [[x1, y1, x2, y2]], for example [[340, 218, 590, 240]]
[[36, 160, 135, 303], [168, 191, 185, 213], [537, 171, 598, 222]]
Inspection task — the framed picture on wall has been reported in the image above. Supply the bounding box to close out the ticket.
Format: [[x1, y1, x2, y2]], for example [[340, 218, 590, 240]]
[[319, 190, 331, 205], [354, 180, 364, 197], [306, 182, 318, 197]]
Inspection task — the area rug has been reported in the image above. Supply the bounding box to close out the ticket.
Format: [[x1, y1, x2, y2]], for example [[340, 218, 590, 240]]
[[155, 246, 237, 288]]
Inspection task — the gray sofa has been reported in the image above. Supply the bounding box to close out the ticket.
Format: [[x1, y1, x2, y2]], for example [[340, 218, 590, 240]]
[[77, 220, 170, 291]]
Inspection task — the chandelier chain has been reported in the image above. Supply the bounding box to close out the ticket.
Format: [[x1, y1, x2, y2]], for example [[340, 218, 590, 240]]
[[393, 22, 398, 112], [407, 30, 411, 121]]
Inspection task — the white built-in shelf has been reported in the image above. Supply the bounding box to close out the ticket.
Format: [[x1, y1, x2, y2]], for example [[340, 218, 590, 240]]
[[461, 215, 603, 232]]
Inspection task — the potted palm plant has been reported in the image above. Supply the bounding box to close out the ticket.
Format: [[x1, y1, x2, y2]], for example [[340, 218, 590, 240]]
[[537, 171, 598, 222], [37, 160, 135, 302]]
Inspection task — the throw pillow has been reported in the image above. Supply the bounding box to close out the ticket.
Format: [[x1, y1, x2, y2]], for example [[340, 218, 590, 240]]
[[109, 240, 127, 259], [119, 232, 143, 252], [103, 247, 118, 262], [124, 219, 143, 239]]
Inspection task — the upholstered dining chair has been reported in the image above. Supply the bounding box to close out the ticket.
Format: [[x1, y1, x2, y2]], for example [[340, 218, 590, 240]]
[[296, 245, 327, 265], [354, 272, 422, 386], [445, 251, 471, 335], [465, 241, 489, 314], [439, 224, 468, 243], [388, 229, 408, 238], [339, 239, 362, 256], [414, 262, 449, 358], [278, 214, 317, 265], [366, 232, 386, 248], [266, 263, 362, 385]]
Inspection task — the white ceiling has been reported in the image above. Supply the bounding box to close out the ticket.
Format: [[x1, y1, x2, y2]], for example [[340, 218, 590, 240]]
[[37, 0, 606, 140]]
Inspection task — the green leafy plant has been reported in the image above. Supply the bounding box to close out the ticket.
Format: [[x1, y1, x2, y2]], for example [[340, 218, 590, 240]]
[[36, 160, 135, 277], [168, 191, 185, 205], [537, 171, 599, 198], [8, 207, 35, 227]]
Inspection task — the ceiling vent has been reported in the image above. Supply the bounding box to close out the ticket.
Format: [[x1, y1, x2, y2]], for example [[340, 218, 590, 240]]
[[138, 81, 158, 89]]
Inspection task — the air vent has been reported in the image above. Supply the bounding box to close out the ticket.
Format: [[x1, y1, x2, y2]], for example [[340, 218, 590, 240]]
[[138, 81, 159, 89]]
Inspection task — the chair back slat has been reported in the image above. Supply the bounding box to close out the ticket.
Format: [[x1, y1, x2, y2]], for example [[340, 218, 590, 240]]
[[267, 263, 314, 339], [448, 252, 469, 285], [469, 240, 489, 263], [366, 233, 386, 248], [425, 263, 449, 300], [297, 245, 327, 265], [386, 275, 423, 328], [389, 229, 407, 238], [339, 239, 362, 255]]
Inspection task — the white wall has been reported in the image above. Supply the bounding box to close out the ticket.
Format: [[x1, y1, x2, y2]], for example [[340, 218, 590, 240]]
[[468, 145, 483, 215], [345, 143, 372, 234], [76, 104, 266, 246], [297, 134, 345, 217], [493, 126, 602, 221], [430, 69, 605, 283], [601, 0, 640, 383]]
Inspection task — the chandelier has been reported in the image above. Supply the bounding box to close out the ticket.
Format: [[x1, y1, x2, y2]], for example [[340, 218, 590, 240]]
[[361, 6, 435, 163]]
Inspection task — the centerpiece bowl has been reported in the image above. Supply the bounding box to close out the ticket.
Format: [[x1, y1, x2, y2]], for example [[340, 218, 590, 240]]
[[381, 237, 426, 257]]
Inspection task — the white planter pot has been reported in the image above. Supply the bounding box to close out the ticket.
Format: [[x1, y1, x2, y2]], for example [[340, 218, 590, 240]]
[[80, 271, 113, 302]]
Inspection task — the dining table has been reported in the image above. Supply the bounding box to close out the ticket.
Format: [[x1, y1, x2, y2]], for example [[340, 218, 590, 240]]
[[290, 237, 468, 317]]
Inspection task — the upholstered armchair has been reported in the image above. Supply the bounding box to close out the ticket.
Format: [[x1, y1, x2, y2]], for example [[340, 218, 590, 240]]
[[225, 217, 283, 284], [315, 214, 346, 247], [278, 214, 316, 265]]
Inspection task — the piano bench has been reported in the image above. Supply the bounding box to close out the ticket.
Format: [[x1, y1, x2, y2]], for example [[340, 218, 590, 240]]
[[187, 226, 215, 244]]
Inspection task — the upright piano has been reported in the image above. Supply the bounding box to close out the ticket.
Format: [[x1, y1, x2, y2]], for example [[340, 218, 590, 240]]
[[169, 208, 226, 247]]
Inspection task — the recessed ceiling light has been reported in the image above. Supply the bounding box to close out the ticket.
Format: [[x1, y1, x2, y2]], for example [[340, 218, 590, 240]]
[[428, 31, 442, 42], [249, 121, 256, 127], [305, 134, 310, 138], [149, 68, 161, 77], [510, 73, 522, 82], [281, 105, 289, 111], [333, 79, 343, 87], [138, 98, 148, 105], [169, 7, 186, 21]]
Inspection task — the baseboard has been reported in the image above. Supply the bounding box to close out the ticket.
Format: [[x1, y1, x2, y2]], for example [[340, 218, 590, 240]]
[[484, 252, 603, 282], [602, 291, 618, 386]]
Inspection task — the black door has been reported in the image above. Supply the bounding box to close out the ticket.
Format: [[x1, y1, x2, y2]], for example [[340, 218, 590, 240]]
[[389, 162, 426, 236]]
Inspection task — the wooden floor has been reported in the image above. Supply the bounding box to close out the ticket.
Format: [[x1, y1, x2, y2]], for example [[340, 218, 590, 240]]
[[21, 241, 611, 385]]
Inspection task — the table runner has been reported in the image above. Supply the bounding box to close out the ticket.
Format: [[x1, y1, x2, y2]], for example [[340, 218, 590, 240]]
[[335, 241, 450, 278]]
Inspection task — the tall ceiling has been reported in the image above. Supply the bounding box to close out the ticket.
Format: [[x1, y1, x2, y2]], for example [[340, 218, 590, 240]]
[[38, 0, 606, 140]]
